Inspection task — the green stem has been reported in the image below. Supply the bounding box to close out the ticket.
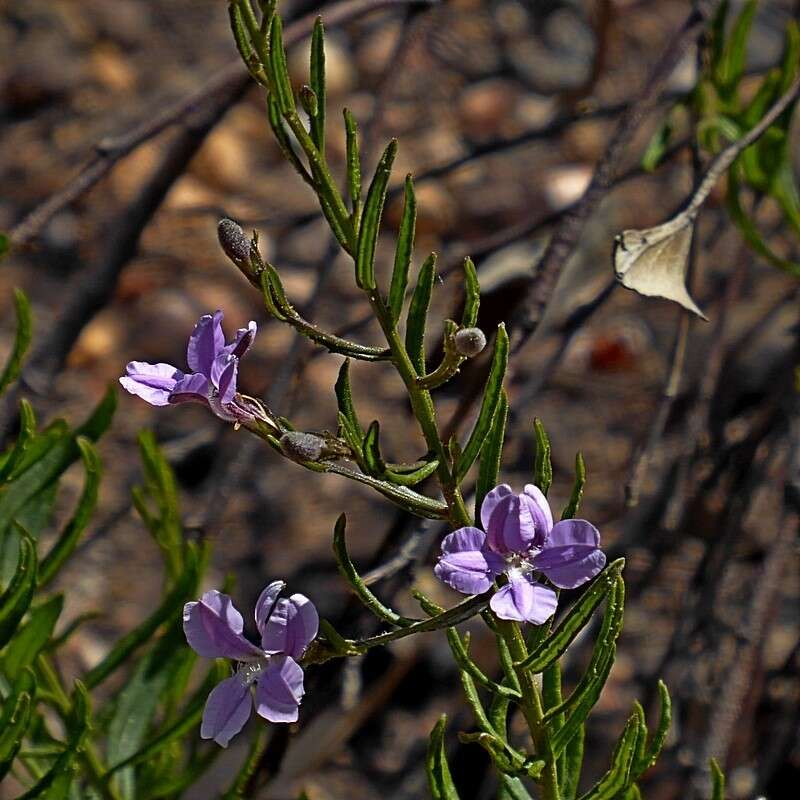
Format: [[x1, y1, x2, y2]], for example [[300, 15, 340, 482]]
[[496, 620, 561, 800], [35, 656, 121, 800], [367, 290, 471, 527]]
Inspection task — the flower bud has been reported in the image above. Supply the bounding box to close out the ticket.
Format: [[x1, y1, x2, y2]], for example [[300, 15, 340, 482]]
[[454, 327, 487, 357], [299, 85, 318, 118], [217, 218, 251, 266], [280, 431, 326, 462]]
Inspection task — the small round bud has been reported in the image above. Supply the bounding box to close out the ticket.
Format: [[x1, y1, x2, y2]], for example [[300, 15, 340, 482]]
[[217, 218, 251, 265], [280, 431, 325, 462], [454, 327, 487, 357], [299, 85, 319, 117]]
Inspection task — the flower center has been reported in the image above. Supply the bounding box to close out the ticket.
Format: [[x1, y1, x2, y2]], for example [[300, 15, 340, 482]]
[[236, 655, 270, 686], [505, 552, 537, 577]]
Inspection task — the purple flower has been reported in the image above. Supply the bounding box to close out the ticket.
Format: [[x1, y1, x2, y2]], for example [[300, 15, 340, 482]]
[[434, 484, 606, 625], [183, 580, 318, 747], [120, 310, 261, 422]]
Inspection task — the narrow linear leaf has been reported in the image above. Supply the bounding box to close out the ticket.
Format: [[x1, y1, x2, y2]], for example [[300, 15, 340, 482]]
[[344, 109, 362, 214], [0, 288, 33, 397], [710, 758, 726, 800], [335, 359, 364, 443], [0, 531, 37, 648], [0, 668, 36, 780], [457, 324, 509, 480], [267, 93, 314, 187], [476, 389, 508, 522], [427, 715, 461, 800], [332, 513, 415, 626], [498, 776, 534, 800], [446, 629, 521, 699], [405, 252, 437, 374], [533, 418, 552, 496], [385, 458, 439, 486], [362, 420, 386, 476], [389, 175, 417, 323], [38, 438, 101, 587], [2, 593, 63, 678], [576, 711, 640, 800], [460, 257, 480, 328], [516, 559, 624, 671], [267, 15, 295, 114], [309, 17, 326, 154], [561, 453, 586, 520], [16, 681, 90, 800], [0, 398, 37, 484], [633, 680, 672, 775], [355, 139, 398, 290], [560, 723, 585, 800]]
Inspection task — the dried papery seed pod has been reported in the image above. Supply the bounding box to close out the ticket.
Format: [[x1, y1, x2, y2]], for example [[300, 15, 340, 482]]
[[454, 327, 487, 357], [218, 218, 251, 266], [280, 431, 326, 462]]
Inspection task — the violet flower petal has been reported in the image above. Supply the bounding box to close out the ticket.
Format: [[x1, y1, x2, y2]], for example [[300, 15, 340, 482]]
[[211, 355, 238, 404], [261, 594, 319, 659], [223, 322, 257, 359], [119, 362, 182, 406], [489, 574, 558, 624], [532, 519, 606, 589], [183, 591, 262, 660], [200, 675, 252, 747], [255, 655, 304, 723], [187, 311, 225, 377], [480, 484, 514, 531], [254, 580, 286, 634], [485, 493, 546, 555], [434, 527, 504, 595], [522, 484, 554, 534], [169, 372, 210, 403]]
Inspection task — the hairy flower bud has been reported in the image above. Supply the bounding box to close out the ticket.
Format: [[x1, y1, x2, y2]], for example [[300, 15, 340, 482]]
[[280, 431, 326, 462], [217, 218, 251, 266], [454, 327, 487, 358]]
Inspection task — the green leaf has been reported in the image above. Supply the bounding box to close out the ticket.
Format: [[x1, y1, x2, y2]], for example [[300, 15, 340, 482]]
[[335, 360, 364, 439], [384, 458, 439, 486], [427, 715, 461, 800], [362, 421, 386, 476], [132, 431, 183, 581], [76, 383, 117, 441], [544, 578, 625, 728], [267, 15, 295, 115], [576, 710, 640, 800], [543, 661, 564, 726], [560, 453, 586, 520], [39, 438, 101, 587], [457, 324, 509, 480], [715, 0, 757, 99], [83, 543, 204, 689], [0, 289, 33, 398], [332, 513, 415, 626], [405, 252, 437, 374], [343, 108, 362, 216], [632, 680, 672, 776], [560, 723, 585, 800], [498, 776, 534, 800], [0, 531, 37, 648], [389, 175, 417, 324], [309, 17, 326, 154], [16, 681, 90, 800], [710, 758, 726, 800], [475, 389, 507, 521], [0, 232, 9, 259], [460, 257, 480, 328], [0, 667, 36, 780], [0, 399, 37, 485], [107, 627, 189, 799], [355, 139, 397, 290], [267, 92, 313, 188], [533, 418, 552, 496], [642, 116, 675, 173], [515, 560, 624, 671], [2, 593, 63, 678], [446, 628, 521, 699]]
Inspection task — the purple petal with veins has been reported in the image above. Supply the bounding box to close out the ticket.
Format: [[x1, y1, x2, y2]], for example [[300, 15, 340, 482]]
[[255, 655, 304, 723], [187, 311, 225, 377], [200, 676, 252, 747], [119, 362, 182, 406]]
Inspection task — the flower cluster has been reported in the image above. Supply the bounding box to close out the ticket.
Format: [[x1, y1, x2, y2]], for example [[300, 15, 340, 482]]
[[120, 310, 262, 422], [183, 580, 318, 747], [435, 484, 606, 624]]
